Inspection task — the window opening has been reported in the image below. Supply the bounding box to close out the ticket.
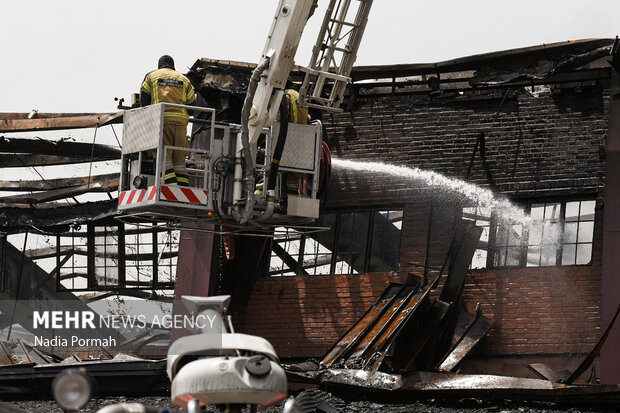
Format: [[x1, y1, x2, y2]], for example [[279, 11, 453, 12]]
[[269, 209, 403, 276]]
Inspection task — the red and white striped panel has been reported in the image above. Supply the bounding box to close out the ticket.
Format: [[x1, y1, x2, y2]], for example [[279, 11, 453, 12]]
[[118, 186, 158, 206], [118, 186, 209, 206], [159, 185, 209, 204]]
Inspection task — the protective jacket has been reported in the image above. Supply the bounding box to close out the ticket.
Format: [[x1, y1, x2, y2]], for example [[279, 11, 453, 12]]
[[286, 90, 309, 124], [141, 68, 196, 125]]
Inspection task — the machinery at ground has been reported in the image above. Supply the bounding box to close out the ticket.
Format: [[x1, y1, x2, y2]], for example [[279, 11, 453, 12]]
[[118, 0, 373, 228], [51, 295, 299, 413], [167, 296, 287, 413]]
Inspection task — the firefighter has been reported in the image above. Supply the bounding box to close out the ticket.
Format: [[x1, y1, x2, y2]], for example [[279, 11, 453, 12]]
[[140, 55, 196, 186], [284, 89, 309, 124]]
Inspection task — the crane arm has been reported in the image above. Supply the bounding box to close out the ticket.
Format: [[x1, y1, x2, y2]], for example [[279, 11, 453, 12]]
[[247, 0, 316, 145]]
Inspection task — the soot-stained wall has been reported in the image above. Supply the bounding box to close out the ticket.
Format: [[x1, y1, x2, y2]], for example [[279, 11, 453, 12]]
[[234, 83, 609, 375]]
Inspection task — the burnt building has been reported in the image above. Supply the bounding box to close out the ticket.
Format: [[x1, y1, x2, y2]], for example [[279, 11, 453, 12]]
[[181, 38, 619, 383], [1, 38, 619, 387]]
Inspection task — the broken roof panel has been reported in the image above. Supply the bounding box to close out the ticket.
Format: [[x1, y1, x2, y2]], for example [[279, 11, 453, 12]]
[[190, 39, 615, 96], [0, 112, 124, 133], [0, 137, 121, 158], [350, 38, 615, 83], [0, 181, 118, 205], [0, 173, 119, 192], [0, 199, 117, 231], [0, 154, 114, 168]]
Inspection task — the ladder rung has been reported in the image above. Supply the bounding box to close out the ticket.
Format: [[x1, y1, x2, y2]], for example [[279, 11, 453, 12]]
[[298, 66, 351, 82], [321, 44, 351, 54], [300, 0, 373, 112], [306, 95, 332, 105], [329, 18, 358, 27], [304, 102, 344, 113]]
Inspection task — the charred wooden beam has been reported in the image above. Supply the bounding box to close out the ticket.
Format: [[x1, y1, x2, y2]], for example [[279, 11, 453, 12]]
[[124, 280, 173, 287], [25, 246, 177, 262], [391, 299, 452, 371], [0, 199, 117, 230], [59, 273, 170, 289], [272, 242, 309, 276], [0, 137, 121, 157], [0, 182, 118, 205], [447, 302, 480, 350], [344, 285, 418, 368], [61, 226, 173, 237], [80, 290, 173, 303], [0, 173, 119, 192], [74, 251, 177, 261], [0, 154, 117, 167], [440, 220, 483, 303], [25, 246, 88, 259], [436, 314, 494, 372], [565, 304, 620, 384], [321, 284, 404, 368], [59, 272, 87, 281], [59, 274, 172, 290], [0, 112, 124, 133], [125, 251, 178, 261], [364, 283, 436, 372], [60, 273, 158, 286], [528, 363, 571, 383]]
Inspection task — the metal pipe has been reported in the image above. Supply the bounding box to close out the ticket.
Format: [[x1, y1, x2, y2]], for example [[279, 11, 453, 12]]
[[256, 189, 276, 222], [232, 133, 244, 206], [257, 96, 289, 222], [226, 315, 235, 333], [235, 57, 271, 224]]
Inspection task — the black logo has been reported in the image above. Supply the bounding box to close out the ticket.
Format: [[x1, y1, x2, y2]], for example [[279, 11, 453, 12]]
[[157, 78, 183, 88]]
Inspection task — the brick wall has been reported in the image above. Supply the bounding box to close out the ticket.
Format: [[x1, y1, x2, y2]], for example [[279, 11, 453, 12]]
[[324, 88, 606, 196], [234, 273, 399, 358], [234, 85, 609, 364], [467, 198, 604, 355]]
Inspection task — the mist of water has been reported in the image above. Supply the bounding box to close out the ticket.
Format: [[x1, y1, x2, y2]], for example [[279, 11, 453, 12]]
[[332, 158, 528, 223], [331, 158, 564, 248]]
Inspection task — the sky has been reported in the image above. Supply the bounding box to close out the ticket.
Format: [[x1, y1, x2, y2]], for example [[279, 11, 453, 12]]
[[0, 0, 617, 287], [0, 0, 618, 114]]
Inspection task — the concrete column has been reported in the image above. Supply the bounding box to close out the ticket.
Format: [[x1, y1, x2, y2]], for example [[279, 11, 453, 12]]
[[171, 223, 216, 341], [601, 59, 620, 384]]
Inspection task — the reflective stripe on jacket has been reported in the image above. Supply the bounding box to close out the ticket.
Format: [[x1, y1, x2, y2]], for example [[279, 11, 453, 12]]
[[141, 68, 196, 124]]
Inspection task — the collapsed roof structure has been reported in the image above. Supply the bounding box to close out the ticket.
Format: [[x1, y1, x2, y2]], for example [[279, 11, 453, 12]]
[[0, 38, 619, 404]]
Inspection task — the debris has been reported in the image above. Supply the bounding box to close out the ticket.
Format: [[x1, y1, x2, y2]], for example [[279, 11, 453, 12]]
[[0, 173, 119, 192], [392, 299, 451, 371], [527, 363, 570, 383], [0, 183, 109, 205], [290, 368, 620, 405], [319, 220, 487, 375], [0, 343, 168, 397], [285, 216, 620, 406], [0, 112, 123, 133], [0, 199, 117, 230], [437, 314, 494, 372], [0, 153, 116, 168], [564, 304, 620, 384], [527, 304, 620, 384], [320, 282, 429, 370], [314, 368, 403, 391]]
